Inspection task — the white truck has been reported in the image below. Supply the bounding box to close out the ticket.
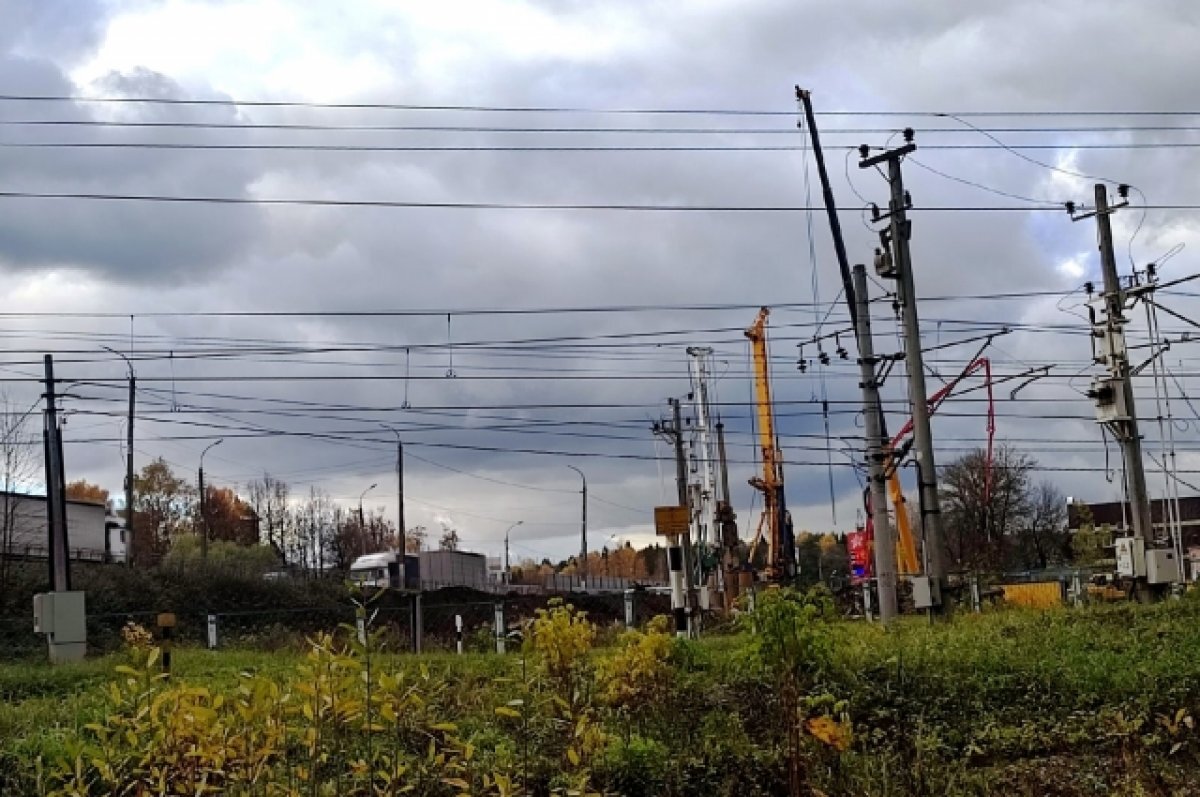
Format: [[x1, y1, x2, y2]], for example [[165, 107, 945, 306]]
[[1, 491, 126, 563], [349, 550, 491, 591], [348, 551, 421, 591]]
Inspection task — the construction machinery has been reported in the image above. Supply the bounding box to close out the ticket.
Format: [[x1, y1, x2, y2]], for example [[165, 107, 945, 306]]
[[745, 308, 795, 580], [866, 356, 995, 576]]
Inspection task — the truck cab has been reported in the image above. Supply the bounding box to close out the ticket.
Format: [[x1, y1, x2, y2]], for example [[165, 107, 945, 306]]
[[103, 512, 129, 563], [349, 551, 420, 591]]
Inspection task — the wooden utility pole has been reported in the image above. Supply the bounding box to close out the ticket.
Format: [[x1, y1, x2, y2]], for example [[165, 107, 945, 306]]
[[860, 132, 948, 612], [852, 265, 898, 621]]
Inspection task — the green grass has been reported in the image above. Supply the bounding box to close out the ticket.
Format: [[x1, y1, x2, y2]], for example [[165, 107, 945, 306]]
[[6, 601, 1200, 795]]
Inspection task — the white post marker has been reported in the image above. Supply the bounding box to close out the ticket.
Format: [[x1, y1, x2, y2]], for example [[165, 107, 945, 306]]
[[207, 614, 218, 650], [493, 603, 505, 654], [455, 614, 464, 655]]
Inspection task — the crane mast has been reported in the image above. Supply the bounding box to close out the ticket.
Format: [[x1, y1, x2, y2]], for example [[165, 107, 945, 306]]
[[745, 308, 794, 580]]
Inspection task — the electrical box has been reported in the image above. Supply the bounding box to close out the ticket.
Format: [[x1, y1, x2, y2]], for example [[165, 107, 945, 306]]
[[33, 591, 87, 664], [1090, 377, 1129, 424], [33, 593, 52, 634], [1146, 548, 1181, 585], [1115, 536, 1146, 579], [911, 576, 940, 609]]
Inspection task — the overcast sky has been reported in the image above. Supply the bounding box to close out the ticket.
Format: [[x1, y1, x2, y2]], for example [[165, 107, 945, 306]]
[[3, 0, 1200, 565]]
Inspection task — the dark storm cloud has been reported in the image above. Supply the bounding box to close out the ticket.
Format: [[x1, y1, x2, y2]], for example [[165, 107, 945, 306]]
[[6, 0, 1200, 554]]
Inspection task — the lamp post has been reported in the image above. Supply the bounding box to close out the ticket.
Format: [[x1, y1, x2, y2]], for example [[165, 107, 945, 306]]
[[566, 465, 587, 589], [198, 439, 224, 560], [358, 483, 378, 557], [504, 520, 523, 584]]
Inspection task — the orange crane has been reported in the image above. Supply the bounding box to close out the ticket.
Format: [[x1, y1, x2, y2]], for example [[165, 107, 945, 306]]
[[744, 308, 795, 580]]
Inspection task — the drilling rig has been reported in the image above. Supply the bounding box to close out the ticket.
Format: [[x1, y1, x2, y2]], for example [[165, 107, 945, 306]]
[[745, 308, 795, 581]]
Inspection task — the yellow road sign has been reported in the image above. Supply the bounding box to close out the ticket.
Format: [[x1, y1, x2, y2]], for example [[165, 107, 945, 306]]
[[654, 505, 689, 536]]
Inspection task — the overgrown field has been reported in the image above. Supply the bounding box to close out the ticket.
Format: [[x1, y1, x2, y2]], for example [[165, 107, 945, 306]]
[[4, 592, 1200, 796]]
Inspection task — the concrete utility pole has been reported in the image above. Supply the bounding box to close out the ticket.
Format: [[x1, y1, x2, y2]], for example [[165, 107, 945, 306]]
[[102, 346, 135, 564], [42, 355, 69, 592], [852, 265, 898, 622], [860, 131, 948, 612], [714, 419, 739, 611], [198, 438, 223, 560], [1079, 184, 1153, 541], [653, 398, 695, 636], [687, 347, 719, 611], [386, 428, 406, 558], [566, 465, 587, 589]]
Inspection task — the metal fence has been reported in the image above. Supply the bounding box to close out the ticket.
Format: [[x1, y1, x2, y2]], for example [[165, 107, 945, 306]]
[[0, 589, 663, 661]]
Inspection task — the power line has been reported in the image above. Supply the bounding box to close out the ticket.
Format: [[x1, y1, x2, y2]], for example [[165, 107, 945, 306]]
[[7, 95, 1200, 117], [0, 189, 1193, 211]]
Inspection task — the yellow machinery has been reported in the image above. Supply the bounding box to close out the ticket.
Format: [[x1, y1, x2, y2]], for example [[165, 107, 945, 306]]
[[887, 464, 922, 575], [744, 308, 794, 580]]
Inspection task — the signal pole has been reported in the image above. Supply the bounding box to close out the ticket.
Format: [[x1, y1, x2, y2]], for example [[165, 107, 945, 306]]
[[860, 131, 948, 612], [852, 265, 898, 622], [1072, 185, 1153, 542]]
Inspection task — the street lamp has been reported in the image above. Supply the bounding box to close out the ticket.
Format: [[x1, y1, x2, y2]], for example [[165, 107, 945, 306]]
[[566, 465, 587, 589], [198, 439, 224, 560], [358, 483, 378, 556], [603, 533, 618, 577], [504, 520, 524, 584]]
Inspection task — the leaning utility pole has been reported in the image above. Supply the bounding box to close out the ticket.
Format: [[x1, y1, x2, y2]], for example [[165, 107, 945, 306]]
[[1073, 185, 1153, 542], [670, 398, 696, 617], [860, 131, 948, 612], [43, 355, 69, 592], [852, 265, 898, 622], [714, 419, 739, 611]]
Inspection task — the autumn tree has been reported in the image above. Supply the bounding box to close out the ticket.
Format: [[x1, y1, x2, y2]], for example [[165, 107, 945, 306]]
[[132, 458, 195, 564], [200, 486, 258, 546], [65, 479, 109, 505]]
